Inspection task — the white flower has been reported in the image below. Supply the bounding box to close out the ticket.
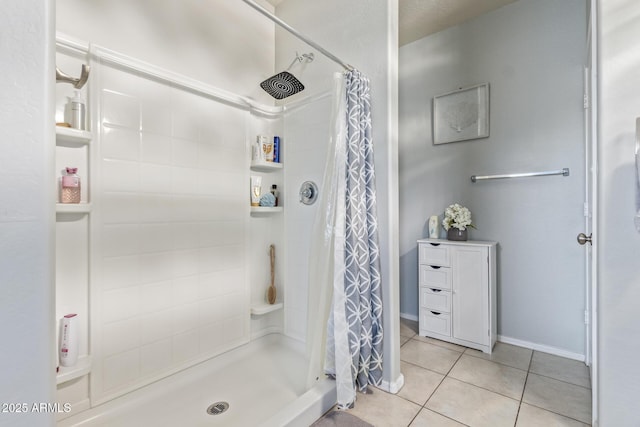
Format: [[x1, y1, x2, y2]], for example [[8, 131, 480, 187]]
[[442, 203, 475, 231]]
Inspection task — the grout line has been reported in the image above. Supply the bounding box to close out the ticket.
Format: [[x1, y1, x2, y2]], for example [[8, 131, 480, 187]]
[[459, 350, 529, 373], [520, 401, 592, 425], [409, 336, 466, 354], [405, 409, 421, 427], [513, 351, 534, 427], [399, 358, 451, 379], [461, 347, 530, 372], [526, 371, 592, 390], [442, 375, 523, 403]]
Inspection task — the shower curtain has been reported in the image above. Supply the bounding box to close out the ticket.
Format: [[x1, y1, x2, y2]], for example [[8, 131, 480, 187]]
[[306, 70, 383, 409]]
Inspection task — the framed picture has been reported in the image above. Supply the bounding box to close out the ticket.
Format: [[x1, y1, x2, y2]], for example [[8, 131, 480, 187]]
[[433, 83, 489, 145]]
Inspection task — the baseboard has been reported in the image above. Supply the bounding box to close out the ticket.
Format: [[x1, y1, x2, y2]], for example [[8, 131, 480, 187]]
[[378, 373, 405, 394], [497, 335, 585, 362], [399, 312, 418, 322]]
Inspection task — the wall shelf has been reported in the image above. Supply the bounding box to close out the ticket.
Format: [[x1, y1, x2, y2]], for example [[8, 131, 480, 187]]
[[56, 126, 92, 146], [56, 203, 92, 214], [251, 206, 283, 215], [250, 161, 283, 172], [56, 355, 91, 385], [250, 302, 283, 316]]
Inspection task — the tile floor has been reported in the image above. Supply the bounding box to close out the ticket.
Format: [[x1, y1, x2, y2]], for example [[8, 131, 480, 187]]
[[330, 319, 592, 427]]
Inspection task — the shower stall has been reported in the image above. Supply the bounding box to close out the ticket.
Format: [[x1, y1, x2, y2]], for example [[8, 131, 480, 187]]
[[52, 1, 400, 425]]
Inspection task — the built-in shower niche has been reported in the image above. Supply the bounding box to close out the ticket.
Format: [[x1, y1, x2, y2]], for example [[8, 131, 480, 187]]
[[55, 47, 93, 420], [248, 112, 286, 339]]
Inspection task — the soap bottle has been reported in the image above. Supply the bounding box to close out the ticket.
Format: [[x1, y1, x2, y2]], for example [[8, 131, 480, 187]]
[[270, 184, 279, 207], [273, 136, 280, 163], [65, 90, 86, 130], [59, 314, 78, 368], [61, 167, 81, 204]]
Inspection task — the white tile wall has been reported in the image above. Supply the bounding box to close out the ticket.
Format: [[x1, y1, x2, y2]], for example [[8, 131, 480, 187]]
[[93, 65, 250, 401], [172, 329, 199, 364], [283, 98, 332, 342], [102, 349, 140, 391], [102, 318, 140, 356], [140, 339, 172, 377]]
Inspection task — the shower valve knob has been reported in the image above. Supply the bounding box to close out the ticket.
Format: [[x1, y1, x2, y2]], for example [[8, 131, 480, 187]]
[[299, 181, 318, 205]]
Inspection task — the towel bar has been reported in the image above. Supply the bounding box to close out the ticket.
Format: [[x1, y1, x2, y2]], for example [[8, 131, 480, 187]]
[[471, 168, 569, 183]]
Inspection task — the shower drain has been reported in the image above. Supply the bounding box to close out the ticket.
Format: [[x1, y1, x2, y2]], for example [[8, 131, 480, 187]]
[[206, 401, 229, 416]]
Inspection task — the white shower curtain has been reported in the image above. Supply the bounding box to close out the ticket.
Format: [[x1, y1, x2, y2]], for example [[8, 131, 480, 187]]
[[306, 70, 383, 409]]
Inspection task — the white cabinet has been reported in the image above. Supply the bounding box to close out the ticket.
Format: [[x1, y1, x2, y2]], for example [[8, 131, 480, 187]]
[[417, 239, 497, 353]]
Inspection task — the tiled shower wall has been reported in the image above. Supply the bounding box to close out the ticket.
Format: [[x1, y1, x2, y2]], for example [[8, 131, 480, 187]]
[[283, 97, 332, 342], [91, 61, 250, 404]]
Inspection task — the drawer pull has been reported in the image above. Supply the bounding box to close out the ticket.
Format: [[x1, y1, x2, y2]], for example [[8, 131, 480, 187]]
[[430, 265, 441, 269], [430, 311, 442, 315], [430, 288, 442, 293], [429, 243, 440, 247]]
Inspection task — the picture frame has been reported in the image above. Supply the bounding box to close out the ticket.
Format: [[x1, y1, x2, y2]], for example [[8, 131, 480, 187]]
[[433, 83, 489, 145]]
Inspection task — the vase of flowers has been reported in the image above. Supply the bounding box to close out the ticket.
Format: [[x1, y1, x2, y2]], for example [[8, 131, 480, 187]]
[[442, 203, 475, 241]]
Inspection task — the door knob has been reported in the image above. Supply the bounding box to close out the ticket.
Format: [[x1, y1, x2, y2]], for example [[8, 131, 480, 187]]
[[577, 232, 592, 245]]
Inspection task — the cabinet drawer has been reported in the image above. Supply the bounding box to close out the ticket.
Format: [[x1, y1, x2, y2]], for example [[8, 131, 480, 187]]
[[420, 310, 451, 337], [419, 265, 451, 290], [419, 243, 450, 266], [420, 287, 451, 313]]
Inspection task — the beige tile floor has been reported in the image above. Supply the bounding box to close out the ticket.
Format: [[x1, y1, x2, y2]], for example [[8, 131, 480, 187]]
[[327, 319, 592, 427]]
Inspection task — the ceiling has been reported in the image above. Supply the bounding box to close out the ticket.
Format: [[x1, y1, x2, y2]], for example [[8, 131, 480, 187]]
[[265, 0, 517, 46], [398, 0, 516, 45]]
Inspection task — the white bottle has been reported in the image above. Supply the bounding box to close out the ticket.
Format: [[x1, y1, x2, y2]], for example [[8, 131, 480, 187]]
[[59, 314, 78, 367], [65, 90, 86, 130]]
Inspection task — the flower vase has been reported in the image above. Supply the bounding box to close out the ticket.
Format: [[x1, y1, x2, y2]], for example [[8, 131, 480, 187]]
[[447, 228, 468, 241]]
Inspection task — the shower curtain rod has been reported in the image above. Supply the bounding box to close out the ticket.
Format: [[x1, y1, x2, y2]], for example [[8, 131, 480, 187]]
[[241, 0, 354, 71]]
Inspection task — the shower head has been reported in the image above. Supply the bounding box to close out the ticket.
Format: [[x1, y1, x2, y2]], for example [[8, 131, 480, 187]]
[[260, 71, 305, 100], [259, 52, 314, 100]]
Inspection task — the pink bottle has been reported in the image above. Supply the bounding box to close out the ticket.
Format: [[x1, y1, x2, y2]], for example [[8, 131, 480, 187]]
[[61, 167, 81, 204]]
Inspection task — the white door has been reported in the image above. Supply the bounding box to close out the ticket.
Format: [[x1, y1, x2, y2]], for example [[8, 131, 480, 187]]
[[580, 1, 598, 422], [451, 246, 489, 346]]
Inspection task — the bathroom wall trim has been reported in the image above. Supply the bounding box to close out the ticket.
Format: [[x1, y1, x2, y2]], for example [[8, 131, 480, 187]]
[[401, 312, 585, 361], [57, 33, 284, 117], [498, 335, 585, 362], [379, 373, 405, 394], [91, 44, 282, 116], [56, 32, 89, 57], [399, 312, 418, 322], [58, 33, 340, 123], [282, 90, 332, 114]]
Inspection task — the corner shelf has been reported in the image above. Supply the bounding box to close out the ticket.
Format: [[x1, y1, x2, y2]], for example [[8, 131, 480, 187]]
[[251, 207, 283, 215], [250, 161, 283, 172], [250, 302, 284, 316], [56, 203, 92, 214], [56, 355, 91, 385], [56, 126, 92, 146]]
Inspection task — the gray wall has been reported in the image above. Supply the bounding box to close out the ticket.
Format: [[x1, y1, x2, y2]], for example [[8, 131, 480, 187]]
[[599, 0, 640, 423], [399, 0, 587, 355]]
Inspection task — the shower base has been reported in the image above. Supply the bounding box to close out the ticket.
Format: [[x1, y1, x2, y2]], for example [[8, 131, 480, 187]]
[[58, 334, 336, 427]]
